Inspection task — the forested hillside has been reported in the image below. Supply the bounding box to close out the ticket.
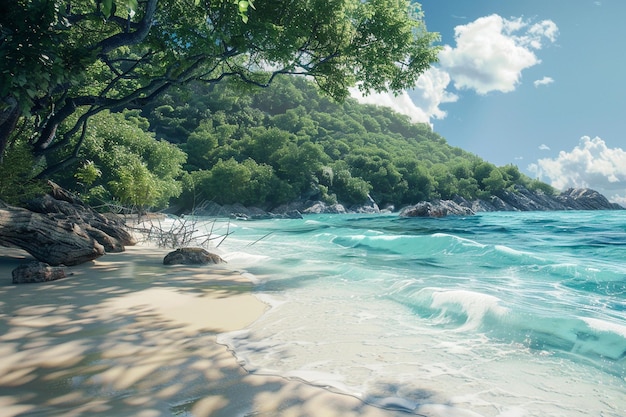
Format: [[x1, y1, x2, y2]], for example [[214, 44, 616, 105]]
[[0, 0, 554, 213], [42, 76, 553, 212]]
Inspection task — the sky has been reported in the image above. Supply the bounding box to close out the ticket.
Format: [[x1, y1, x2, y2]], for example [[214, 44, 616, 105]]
[[351, 0, 626, 206]]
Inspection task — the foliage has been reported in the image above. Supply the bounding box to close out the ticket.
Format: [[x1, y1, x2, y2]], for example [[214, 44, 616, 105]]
[[53, 111, 186, 210], [139, 76, 546, 210], [0, 137, 46, 204], [0, 0, 440, 177], [0, 0, 554, 212]]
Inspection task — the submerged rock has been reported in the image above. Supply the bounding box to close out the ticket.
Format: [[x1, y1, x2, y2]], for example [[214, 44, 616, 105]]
[[163, 247, 225, 265], [12, 261, 67, 284]]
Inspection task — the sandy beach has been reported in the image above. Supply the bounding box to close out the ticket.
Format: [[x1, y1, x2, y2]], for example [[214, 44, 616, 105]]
[[0, 245, 408, 417]]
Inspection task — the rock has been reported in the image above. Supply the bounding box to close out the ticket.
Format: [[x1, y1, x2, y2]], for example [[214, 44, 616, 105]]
[[0, 206, 106, 266], [26, 191, 136, 250], [0, 181, 141, 266], [555, 188, 623, 210], [468, 186, 625, 212], [303, 201, 347, 214], [163, 247, 225, 265], [350, 194, 381, 214], [12, 261, 67, 284], [400, 200, 474, 218]]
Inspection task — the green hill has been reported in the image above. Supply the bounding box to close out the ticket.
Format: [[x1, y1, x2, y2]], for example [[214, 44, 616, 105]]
[[139, 76, 552, 211]]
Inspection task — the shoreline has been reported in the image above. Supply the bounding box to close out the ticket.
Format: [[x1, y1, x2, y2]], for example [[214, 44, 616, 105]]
[[0, 246, 407, 417]]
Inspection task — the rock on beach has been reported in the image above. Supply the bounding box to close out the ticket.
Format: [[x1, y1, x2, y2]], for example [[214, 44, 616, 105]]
[[163, 247, 225, 265]]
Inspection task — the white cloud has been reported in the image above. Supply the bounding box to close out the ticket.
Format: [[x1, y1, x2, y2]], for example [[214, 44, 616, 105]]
[[350, 67, 457, 125], [350, 88, 430, 124], [538, 144, 551, 150], [351, 14, 558, 125], [534, 76, 554, 87], [438, 14, 558, 94], [528, 136, 626, 205], [525, 20, 559, 48]]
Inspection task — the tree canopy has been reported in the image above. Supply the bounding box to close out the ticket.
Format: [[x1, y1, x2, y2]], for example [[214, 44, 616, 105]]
[[89, 76, 552, 211], [0, 0, 440, 177]]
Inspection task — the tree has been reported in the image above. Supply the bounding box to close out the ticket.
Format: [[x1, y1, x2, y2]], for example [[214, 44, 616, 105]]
[[0, 0, 440, 180], [65, 110, 186, 209]]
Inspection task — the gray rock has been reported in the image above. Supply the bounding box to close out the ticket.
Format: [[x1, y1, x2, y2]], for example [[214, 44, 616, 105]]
[[400, 200, 474, 218], [12, 261, 67, 284], [163, 247, 225, 265], [303, 201, 347, 214], [555, 188, 623, 210]]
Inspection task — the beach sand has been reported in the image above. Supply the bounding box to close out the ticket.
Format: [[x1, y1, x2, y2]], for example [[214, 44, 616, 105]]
[[0, 246, 406, 417]]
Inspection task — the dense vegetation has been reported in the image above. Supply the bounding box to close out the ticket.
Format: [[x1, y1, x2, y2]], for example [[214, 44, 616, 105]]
[[0, 1, 553, 212], [0, 0, 439, 195], [45, 76, 552, 211]]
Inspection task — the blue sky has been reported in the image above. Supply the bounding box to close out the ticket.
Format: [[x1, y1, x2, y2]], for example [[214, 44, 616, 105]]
[[352, 0, 626, 205]]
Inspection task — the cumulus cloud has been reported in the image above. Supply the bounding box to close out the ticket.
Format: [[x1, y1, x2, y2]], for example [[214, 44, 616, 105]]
[[350, 67, 457, 125], [438, 14, 558, 94], [534, 76, 554, 87], [351, 14, 558, 125], [539, 144, 551, 150], [528, 136, 626, 205]]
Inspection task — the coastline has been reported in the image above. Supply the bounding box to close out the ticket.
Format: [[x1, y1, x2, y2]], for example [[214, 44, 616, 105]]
[[0, 245, 406, 417]]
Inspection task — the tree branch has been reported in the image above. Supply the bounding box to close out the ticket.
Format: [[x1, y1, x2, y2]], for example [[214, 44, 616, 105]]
[[95, 0, 158, 54]]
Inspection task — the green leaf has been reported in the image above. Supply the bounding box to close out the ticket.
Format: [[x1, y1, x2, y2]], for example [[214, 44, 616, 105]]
[[25, 88, 37, 99], [102, 0, 114, 18]]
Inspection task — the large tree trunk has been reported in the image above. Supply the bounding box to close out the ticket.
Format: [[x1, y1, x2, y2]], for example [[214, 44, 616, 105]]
[[0, 205, 105, 266]]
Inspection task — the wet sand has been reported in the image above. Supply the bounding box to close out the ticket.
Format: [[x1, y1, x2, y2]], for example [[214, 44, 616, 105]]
[[0, 246, 407, 417]]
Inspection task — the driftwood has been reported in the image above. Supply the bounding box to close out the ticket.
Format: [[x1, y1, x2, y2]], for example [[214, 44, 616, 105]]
[[0, 206, 105, 266], [0, 181, 136, 266]]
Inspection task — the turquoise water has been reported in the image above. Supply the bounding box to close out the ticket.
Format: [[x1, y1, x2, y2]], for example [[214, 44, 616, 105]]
[[204, 211, 625, 416]]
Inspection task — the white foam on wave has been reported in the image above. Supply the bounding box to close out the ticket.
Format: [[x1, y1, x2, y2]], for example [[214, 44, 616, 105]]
[[220, 251, 270, 265], [582, 317, 626, 338], [432, 233, 486, 248], [430, 290, 509, 331]]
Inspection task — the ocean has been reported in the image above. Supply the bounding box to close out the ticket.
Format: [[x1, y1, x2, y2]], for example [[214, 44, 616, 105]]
[[197, 211, 625, 417]]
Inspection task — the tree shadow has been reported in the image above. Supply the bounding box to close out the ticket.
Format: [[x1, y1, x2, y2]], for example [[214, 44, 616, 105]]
[[0, 247, 430, 417]]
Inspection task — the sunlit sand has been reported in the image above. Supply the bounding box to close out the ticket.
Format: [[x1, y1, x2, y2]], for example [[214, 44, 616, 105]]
[[0, 246, 402, 416]]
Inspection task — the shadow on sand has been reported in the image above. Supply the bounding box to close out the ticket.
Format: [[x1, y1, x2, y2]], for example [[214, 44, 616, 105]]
[[0, 247, 425, 417]]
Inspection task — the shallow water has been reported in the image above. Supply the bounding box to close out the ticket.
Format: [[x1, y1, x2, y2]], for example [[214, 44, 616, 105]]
[[202, 211, 626, 416]]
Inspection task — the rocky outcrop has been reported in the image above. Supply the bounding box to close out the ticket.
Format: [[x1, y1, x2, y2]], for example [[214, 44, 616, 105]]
[[0, 181, 135, 266], [181, 187, 623, 220], [12, 261, 67, 284], [555, 188, 623, 210], [459, 186, 623, 212], [399, 200, 474, 218], [163, 247, 225, 265], [0, 205, 106, 266], [25, 182, 136, 250], [400, 187, 623, 218]]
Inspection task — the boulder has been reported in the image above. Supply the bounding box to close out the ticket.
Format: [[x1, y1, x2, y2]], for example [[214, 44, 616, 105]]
[[0, 181, 143, 266], [303, 201, 347, 214], [400, 200, 474, 218], [163, 247, 225, 265], [0, 206, 106, 266], [12, 261, 67, 284], [26, 191, 136, 250]]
